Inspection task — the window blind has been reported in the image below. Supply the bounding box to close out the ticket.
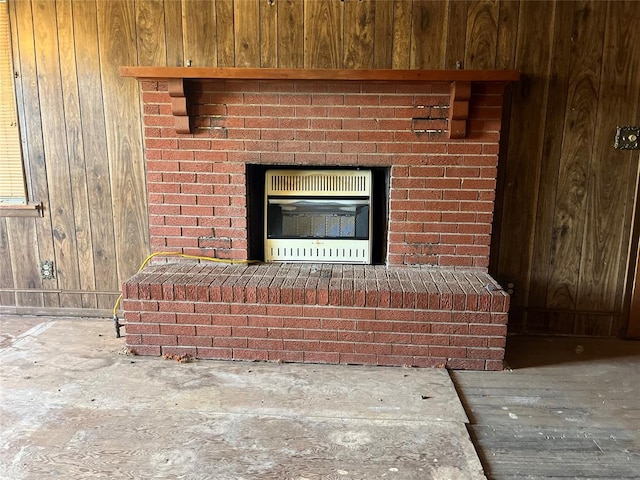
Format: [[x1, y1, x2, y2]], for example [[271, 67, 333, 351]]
[[0, 0, 26, 203]]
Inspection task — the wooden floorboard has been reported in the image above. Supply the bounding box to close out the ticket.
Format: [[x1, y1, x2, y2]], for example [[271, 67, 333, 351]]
[[453, 335, 640, 479]]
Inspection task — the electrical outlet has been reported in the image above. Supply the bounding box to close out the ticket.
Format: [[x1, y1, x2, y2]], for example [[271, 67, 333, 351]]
[[39, 260, 54, 279], [614, 126, 639, 150], [505, 281, 515, 296]]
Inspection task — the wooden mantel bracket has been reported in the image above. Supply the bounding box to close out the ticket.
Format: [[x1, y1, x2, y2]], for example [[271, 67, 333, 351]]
[[120, 67, 520, 137], [167, 78, 190, 134], [448, 81, 472, 139]]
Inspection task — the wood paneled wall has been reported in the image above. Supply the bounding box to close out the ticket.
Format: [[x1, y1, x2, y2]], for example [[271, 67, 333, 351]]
[[495, 1, 640, 336], [1, 0, 639, 336]]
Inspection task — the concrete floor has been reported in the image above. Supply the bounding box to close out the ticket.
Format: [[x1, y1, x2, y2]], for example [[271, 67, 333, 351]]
[[0, 316, 485, 480]]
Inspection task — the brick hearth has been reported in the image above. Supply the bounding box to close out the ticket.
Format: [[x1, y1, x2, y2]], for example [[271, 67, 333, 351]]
[[121, 73, 512, 370], [123, 263, 508, 370]]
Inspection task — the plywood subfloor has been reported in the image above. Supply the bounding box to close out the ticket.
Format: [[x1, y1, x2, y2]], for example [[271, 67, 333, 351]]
[[453, 335, 640, 479], [0, 316, 484, 479]]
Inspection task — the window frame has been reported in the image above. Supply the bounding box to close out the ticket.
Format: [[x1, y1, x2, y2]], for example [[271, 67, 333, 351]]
[[0, 0, 40, 217]]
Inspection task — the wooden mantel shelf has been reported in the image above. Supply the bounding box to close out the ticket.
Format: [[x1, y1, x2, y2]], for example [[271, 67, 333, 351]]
[[120, 66, 519, 82], [120, 66, 520, 137]]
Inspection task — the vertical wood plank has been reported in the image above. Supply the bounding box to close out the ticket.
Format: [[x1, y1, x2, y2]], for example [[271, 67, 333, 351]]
[[6, 217, 42, 307], [495, 0, 519, 69], [628, 236, 640, 337], [216, 0, 235, 67], [576, 0, 640, 335], [625, 135, 640, 336], [234, 0, 260, 67], [343, 0, 375, 69], [97, 0, 149, 283], [464, 0, 498, 69], [489, 0, 519, 289], [7, 0, 51, 307], [489, 81, 512, 290], [526, 0, 575, 331], [182, 0, 217, 66], [391, 0, 412, 69], [410, 0, 448, 69], [163, 0, 184, 66], [614, 35, 640, 339], [545, 0, 606, 333], [0, 219, 16, 306], [135, 0, 167, 66], [445, 0, 467, 69], [372, 0, 393, 68], [73, 0, 120, 310], [56, 0, 97, 308], [304, 0, 343, 68], [32, 0, 82, 308], [495, 0, 555, 326], [277, 0, 304, 68], [260, 0, 278, 67]]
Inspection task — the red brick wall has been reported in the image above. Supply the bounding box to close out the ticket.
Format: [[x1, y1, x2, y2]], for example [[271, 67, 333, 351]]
[[141, 79, 504, 267]]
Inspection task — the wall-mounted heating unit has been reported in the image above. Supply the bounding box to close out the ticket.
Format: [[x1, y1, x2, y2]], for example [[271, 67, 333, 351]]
[[264, 169, 373, 264]]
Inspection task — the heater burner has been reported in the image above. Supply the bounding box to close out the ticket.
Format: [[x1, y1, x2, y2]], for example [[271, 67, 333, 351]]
[[265, 169, 373, 263]]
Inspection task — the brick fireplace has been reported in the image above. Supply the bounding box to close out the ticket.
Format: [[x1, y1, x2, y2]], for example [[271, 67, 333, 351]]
[[120, 68, 516, 370]]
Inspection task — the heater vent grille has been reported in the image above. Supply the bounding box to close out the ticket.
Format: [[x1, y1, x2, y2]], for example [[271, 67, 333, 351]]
[[266, 170, 370, 196], [266, 239, 370, 264]]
